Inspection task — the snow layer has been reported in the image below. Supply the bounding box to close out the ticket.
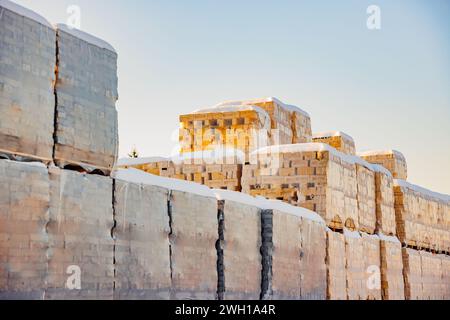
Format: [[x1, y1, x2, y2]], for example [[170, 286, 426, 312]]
[[312, 131, 354, 143], [56, 23, 116, 53], [394, 179, 450, 203], [252, 143, 392, 177], [113, 168, 325, 225], [358, 150, 406, 161], [116, 157, 169, 167], [344, 228, 361, 239], [378, 233, 401, 244], [113, 168, 215, 198], [172, 148, 245, 164], [191, 104, 271, 130], [0, 0, 52, 28], [255, 196, 326, 225], [215, 97, 310, 118]]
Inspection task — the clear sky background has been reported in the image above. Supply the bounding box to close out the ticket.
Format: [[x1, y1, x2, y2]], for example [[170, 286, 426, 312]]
[[14, 0, 450, 194]]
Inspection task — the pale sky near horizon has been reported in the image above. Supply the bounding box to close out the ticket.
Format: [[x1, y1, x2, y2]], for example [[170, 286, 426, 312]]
[[13, 0, 450, 194]]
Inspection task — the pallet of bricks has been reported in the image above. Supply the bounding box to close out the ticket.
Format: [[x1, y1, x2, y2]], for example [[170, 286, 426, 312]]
[[53, 24, 119, 175], [0, 0, 56, 163], [242, 143, 385, 233], [179, 105, 271, 163], [312, 131, 356, 155], [116, 155, 243, 191], [359, 150, 407, 180], [393, 179, 450, 253], [179, 97, 312, 163]]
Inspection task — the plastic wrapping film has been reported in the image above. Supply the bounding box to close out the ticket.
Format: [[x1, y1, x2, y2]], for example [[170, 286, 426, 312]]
[[0, 160, 49, 300], [361, 234, 382, 300], [420, 251, 443, 300], [221, 200, 261, 300], [299, 218, 327, 300], [402, 248, 423, 300], [54, 26, 118, 174], [113, 180, 171, 300], [380, 238, 405, 300], [270, 210, 301, 300], [394, 182, 449, 251], [326, 230, 347, 300], [356, 164, 376, 234], [442, 255, 450, 299], [344, 232, 366, 300], [45, 167, 114, 300], [169, 190, 218, 300], [0, 3, 56, 162], [375, 172, 396, 235]]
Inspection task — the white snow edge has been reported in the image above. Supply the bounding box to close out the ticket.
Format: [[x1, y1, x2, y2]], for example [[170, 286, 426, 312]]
[[358, 150, 406, 161], [117, 157, 170, 167], [56, 23, 116, 53], [394, 179, 450, 203], [215, 97, 311, 118], [114, 168, 326, 224], [344, 228, 361, 239], [252, 143, 393, 177], [312, 131, 355, 143], [0, 0, 52, 28]]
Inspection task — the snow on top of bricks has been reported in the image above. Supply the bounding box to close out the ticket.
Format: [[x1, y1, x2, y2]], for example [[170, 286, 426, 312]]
[[114, 168, 215, 198], [212, 189, 325, 224], [113, 168, 326, 224], [394, 179, 450, 203], [116, 157, 169, 167], [191, 105, 271, 130], [358, 149, 406, 161], [0, 0, 52, 28], [252, 143, 393, 177], [56, 23, 116, 53], [215, 97, 311, 118], [117, 148, 246, 167], [312, 131, 354, 143]]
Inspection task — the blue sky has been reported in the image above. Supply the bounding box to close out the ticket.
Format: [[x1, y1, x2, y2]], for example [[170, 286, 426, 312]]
[[14, 0, 450, 194]]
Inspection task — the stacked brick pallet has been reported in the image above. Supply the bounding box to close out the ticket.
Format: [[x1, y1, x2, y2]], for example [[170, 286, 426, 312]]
[[379, 235, 405, 300], [45, 167, 114, 300], [113, 181, 171, 300], [179, 97, 312, 162], [0, 1, 56, 163], [54, 24, 119, 175], [393, 179, 450, 252], [359, 150, 408, 180], [117, 156, 242, 191], [0, 160, 50, 300], [242, 143, 388, 232], [312, 131, 356, 155], [179, 105, 271, 162], [375, 170, 397, 236]]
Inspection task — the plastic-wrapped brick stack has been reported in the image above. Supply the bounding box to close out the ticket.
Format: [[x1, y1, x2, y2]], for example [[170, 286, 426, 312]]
[[380, 235, 405, 300], [113, 180, 172, 300], [45, 167, 114, 300], [361, 233, 382, 300], [0, 160, 50, 300], [344, 230, 366, 300], [54, 24, 118, 174], [0, 1, 55, 162], [169, 189, 218, 300], [213, 191, 262, 300], [326, 230, 347, 300]]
